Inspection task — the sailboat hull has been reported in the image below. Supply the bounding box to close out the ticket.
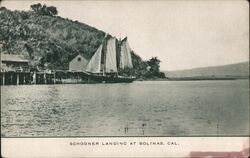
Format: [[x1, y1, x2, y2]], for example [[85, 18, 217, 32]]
[[89, 74, 136, 83]]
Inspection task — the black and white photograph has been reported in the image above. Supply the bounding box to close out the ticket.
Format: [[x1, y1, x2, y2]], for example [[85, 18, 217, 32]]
[[0, 0, 249, 157]]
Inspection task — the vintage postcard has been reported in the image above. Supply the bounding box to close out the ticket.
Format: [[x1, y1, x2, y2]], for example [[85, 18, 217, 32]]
[[0, 0, 249, 157]]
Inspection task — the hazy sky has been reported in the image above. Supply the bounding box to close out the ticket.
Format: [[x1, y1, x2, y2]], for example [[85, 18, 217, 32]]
[[1, 0, 249, 70]]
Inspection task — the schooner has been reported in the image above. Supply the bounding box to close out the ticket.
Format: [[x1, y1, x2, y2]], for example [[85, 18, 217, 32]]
[[85, 35, 136, 83]]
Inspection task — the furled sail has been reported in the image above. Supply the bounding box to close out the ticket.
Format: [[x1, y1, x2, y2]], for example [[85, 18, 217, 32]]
[[105, 37, 117, 73], [86, 44, 103, 73], [120, 37, 133, 69]]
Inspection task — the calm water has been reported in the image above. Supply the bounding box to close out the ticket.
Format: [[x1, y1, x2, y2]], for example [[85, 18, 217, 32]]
[[1, 80, 249, 137]]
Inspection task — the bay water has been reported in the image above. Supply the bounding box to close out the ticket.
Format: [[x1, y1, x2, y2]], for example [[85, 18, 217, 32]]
[[1, 80, 249, 137]]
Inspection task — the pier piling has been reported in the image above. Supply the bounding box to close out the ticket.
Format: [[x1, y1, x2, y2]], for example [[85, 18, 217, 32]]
[[44, 73, 47, 84], [2, 73, 5, 85], [33, 72, 36, 84], [53, 72, 56, 84], [17, 73, 19, 85], [10, 74, 13, 85], [24, 74, 26, 84]]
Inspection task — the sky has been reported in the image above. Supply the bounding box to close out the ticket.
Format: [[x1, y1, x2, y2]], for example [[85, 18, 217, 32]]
[[1, 0, 249, 70]]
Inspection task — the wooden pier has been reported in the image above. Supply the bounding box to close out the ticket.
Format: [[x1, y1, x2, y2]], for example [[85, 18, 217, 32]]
[[0, 71, 91, 85]]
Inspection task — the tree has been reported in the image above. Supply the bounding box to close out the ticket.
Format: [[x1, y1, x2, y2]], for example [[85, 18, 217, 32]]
[[47, 6, 58, 17], [0, 7, 7, 12], [146, 57, 166, 78], [30, 3, 42, 12], [30, 3, 58, 16], [147, 57, 160, 74]]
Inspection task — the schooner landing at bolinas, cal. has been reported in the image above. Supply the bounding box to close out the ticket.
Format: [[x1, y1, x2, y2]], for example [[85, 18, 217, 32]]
[[85, 35, 136, 83]]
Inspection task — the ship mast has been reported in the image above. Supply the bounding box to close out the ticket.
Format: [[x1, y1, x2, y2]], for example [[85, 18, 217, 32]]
[[102, 37, 107, 76], [117, 38, 121, 76]]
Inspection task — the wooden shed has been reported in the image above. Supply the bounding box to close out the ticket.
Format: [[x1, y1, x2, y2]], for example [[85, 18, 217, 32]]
[[69, 54, 88, 71], [1, 54, 29, 72]]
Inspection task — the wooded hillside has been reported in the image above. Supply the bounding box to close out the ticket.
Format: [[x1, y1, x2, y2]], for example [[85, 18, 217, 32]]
[[0, 5, 165, 79]]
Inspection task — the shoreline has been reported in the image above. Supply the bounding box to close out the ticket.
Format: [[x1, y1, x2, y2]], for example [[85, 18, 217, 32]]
[[1, 76, 249, 86], [137, 77, 249, 81]]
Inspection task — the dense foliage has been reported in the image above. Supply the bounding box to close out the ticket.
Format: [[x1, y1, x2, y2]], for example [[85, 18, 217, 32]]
[[31, 3, 58, 16], [0, 6, 105, 70], [146, 57, 166, 78], [0, 5, 165, 79]]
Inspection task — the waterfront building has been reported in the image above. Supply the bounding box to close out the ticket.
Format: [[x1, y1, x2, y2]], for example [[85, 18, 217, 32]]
[[69, 54, 88, 72], [1, 54, 29, 72]]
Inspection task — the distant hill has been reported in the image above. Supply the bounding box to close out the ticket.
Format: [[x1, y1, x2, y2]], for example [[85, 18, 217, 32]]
[[165, 62, 249, 79], [0, 6, 144, 72]]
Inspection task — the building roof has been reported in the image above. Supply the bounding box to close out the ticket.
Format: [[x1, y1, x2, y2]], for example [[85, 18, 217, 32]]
[[70, 54, 88, 62], [1, 54, 29, 62]]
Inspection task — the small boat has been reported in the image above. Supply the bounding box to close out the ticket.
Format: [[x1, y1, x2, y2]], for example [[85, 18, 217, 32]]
[[85, 35, 136, 83]]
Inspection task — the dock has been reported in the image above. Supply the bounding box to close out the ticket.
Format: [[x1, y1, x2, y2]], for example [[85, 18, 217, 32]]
[[0, 70, 91, 85]]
